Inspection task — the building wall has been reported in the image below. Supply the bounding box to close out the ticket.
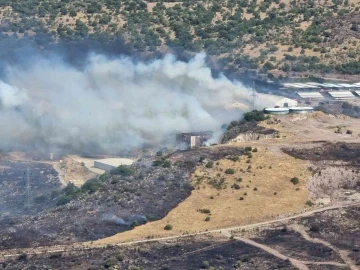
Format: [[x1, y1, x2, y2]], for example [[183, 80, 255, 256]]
[[94, 161, 117, 172], [275, 98, 298, 108]]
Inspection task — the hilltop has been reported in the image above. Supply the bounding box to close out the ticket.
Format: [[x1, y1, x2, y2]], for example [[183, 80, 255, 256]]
[[0, 0, 359, 78]]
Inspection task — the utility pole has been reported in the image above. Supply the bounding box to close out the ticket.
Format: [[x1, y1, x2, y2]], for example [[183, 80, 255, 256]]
[[24, 168, 32, 209], [249, 81, 258, 110]]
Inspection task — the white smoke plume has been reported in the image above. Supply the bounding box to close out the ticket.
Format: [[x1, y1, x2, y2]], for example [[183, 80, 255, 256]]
[[0, 52, 269, 153]]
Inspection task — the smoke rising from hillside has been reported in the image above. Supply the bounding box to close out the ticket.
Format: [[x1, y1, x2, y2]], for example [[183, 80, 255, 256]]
[[0, 53, 268, 153]]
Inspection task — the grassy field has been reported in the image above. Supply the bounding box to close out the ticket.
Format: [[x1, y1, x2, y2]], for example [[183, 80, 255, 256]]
[[93, 146, 311, 245]]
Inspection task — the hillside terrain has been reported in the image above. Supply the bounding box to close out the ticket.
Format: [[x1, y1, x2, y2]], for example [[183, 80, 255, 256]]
[[0, 110, 359, 268], [0, 0, 359, 78]]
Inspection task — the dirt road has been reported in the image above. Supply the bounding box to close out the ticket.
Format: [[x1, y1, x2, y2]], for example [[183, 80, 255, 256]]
[[0, 202, 359, 260]]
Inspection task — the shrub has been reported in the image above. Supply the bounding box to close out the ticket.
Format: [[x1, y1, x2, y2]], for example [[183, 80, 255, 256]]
[[252, 148, 258, 152], [206, 161, 214, 168], [244, 146, 252, 152], [225, 168, 235, 174], [204, 216, 210, 221], [232, 183, 241, 190], [199, 209, 211, 214], [243, 110, 268, 122], [253, 187, 258, 191], [228, 156, 239, 162], [104, 256, 118, 268], [239, 197, 244, 200], [18, 253, 27, 261], [290, 177, 299, 185], [112, 165, 135, 176], [274, 192, 277, 195], [306, 200, 314, 207], [199, 156, 205, 162], [243, 192, 247, 196], [164, 224, 173, 230]]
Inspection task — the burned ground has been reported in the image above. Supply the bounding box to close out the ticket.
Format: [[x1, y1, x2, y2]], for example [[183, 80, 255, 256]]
[[0, 147, 246, 249], [0, 236, 294, 270], [282, 142, 360, 165], [301, 206, 360, 266], [220, 122, 278, 143], [253, 228, 343, 263], [0, 161, 60, 216]]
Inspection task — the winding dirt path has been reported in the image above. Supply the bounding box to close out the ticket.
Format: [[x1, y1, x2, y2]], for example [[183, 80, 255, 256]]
[[222, 230, 348, 270], [0, 202, 359, 261], [289, 224, 358, 270]]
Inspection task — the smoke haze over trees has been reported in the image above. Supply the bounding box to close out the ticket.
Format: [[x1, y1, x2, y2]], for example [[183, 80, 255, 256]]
[[0, 51, 269, 153]]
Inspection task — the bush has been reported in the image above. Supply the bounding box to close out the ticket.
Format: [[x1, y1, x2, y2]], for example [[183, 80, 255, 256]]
[[244, 146, 252, 152], [204, 216, 210, 221], [112, 165, 135, 176], [290, 177, 299, 185], [104, 256, 118, 268], [239, 197, 244, 200], [228, 156, 239, 162], [253, 187, 258, 191], [199, 156, 205, 162], [205, 161, 214, 168], [225, 168, 235, 174], [82, 178, 103, 193], [164, 224, 173, 230], [306, 200, 314, 207], [199, 209, 211, 214], [232, 183, 241, 190], [244, 110, 267, 122], [18, 253, 27, 261], [252, 148, 258, 152]]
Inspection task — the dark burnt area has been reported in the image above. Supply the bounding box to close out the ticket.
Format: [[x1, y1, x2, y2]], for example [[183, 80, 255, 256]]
[[0, 147, 247, 249], [0, 161, 60, 216], [169, 146, 244, 169], [282, 142, 360, 165], [253, 229, 343, 263], [221, 122, 278, 143], [301, 207, 360, 266], [0, 237, 294, 270]]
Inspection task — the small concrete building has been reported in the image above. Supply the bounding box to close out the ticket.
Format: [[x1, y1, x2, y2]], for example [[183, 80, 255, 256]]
[[176, 132, 213, 150], [94, 158, 134, 172], [274, 98, 298, 108]]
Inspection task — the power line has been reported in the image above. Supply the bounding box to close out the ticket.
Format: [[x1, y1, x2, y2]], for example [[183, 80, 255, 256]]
[[249, 81, 258, 110]]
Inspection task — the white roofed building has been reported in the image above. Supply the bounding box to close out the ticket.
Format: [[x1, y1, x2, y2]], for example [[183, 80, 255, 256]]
[[274, 97, 298, 108]]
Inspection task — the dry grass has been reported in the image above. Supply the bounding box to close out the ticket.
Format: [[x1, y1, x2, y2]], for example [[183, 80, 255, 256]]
[[93, 146, 311, 245]]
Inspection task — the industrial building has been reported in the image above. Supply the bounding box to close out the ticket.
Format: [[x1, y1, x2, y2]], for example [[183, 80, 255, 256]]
[[328, 91, 356, 100], [94, 158, 134, 172], [176, 131, 213, 150], [289, 107, 314, 114], [274, 97, 298, 107], [264, 108, 289, 115], [282, 82, 360, 90], [297, 92, 324, 99]]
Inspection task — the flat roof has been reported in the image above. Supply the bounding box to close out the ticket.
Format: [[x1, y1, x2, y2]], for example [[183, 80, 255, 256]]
[[94, 158, 134, 167], [328, 91, 355, 98], [289, 107, 314, 110], [297, 92, 323, 98], [264, 108, 289, 112]]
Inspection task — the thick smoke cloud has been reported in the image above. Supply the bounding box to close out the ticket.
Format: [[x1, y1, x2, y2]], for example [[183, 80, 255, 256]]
[[0, 52, 272, 154]]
